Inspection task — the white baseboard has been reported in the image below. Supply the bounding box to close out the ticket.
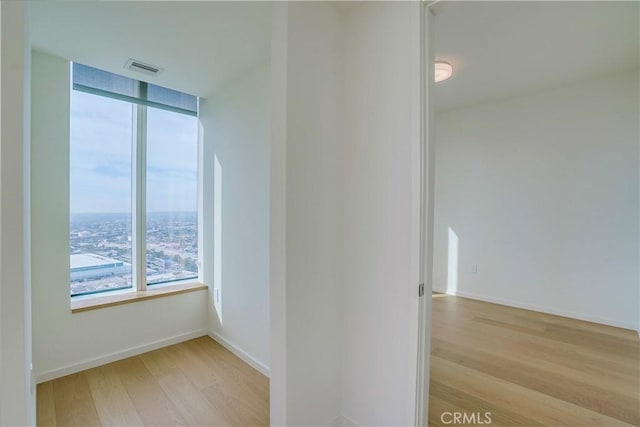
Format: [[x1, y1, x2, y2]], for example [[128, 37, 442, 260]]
[[207, 330, 270, 377], [434, 288, 637, 331], [328, 415, 359, 427], [36, 329, 208, 383]]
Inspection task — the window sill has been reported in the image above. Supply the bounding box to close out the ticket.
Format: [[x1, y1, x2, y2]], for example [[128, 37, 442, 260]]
[[71, 282, 208, 313]]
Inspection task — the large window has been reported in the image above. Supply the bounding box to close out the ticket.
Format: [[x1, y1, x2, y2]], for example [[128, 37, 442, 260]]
[[146, 107, 199, 285], [70, 92, 134, 296], [70, 63, 199, 297]]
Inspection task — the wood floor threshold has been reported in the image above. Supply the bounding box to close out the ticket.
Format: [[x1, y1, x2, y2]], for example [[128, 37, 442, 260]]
[[71, 282, 208, 313]]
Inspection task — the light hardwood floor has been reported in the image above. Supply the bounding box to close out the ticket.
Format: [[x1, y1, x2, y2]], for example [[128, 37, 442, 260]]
[[429, 294, 640, 427], [37, 336, 269, 426]]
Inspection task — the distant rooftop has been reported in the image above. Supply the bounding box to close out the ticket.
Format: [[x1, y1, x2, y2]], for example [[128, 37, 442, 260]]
[[70, 253, 123, 271]]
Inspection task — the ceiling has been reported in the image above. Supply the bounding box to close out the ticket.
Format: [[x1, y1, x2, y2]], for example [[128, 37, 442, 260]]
[[29, 1, 272, 98], [28, 1, 640, 108], [433, 1, 639, 112]]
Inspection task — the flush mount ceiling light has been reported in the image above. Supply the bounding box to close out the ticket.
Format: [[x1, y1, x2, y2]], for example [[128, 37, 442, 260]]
[[435, 61, 453, 83]]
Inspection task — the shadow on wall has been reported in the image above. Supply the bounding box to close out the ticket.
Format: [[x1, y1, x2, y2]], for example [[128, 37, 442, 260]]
[[447, 227, 459, 294], [214, 153, 223, 324]]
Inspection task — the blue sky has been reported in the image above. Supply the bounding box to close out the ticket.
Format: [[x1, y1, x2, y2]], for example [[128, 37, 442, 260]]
[[70, 90, 198, 214]]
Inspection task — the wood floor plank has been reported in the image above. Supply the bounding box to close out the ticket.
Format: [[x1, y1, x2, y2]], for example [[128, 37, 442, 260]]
[[433, 334, 638, 424], [51, 373, 101, 427], [201, 381, 268, 426], [166, 339, 223, 391], [432, 315, 640, 378], [474, 315, 639, 358], [432, 318, 639, 395], [154, 366, 228, 426], [431, 380, 543, 427], [111, 357, 187, 427], [191, 337, 268, 389], [186, 338, 269, 413], [185, 338, 269, 424], [85, 364, 144, 426], [138, 346, 180, 378], [38, 337, 269, 426], [446, 295, 638, 342], [36, 382, 57, 427], [429, 295, 640, 427], [428, 395, 470, 427], [430, 355, 634, 427]]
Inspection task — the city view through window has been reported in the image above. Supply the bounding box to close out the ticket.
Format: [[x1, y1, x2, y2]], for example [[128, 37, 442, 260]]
[[70, 89, 198, 296]]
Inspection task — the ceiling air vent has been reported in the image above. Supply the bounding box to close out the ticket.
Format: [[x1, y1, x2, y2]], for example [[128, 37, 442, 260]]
[[125, 59, 162, 77]]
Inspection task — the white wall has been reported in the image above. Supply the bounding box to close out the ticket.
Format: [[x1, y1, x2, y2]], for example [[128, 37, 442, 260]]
[[341, 3, 421, 425], [269, 2, 422, 425], [282, 2, 345, 424], [31, 51, 208, 382], [200, 63, 271, 374], [433, 70, 640, 330], [1, 1, 36, 424], [269, 2, 288, 424]]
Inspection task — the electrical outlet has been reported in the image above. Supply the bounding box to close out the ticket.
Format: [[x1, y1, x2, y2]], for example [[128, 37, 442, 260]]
[[471, 264, 478, 274]]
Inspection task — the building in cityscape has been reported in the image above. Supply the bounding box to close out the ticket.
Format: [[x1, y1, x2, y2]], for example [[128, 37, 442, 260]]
[[70, 253, 130, 282]]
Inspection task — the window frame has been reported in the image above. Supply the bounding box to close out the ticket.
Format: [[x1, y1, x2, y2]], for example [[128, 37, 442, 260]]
[[70, 67, 200, 297], [133, 103, 148, 291]]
